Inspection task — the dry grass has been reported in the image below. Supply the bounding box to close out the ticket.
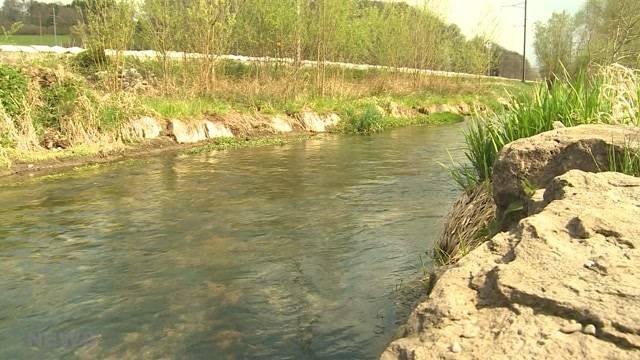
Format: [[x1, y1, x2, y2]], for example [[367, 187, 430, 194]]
[[600, 64, 639, 124], [434, 182, 496, 265], [213, 112, 292, 136]]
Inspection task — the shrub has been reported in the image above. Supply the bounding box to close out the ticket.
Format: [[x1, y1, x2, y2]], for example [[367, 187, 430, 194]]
[[36, 79, 84, 131], [345, 105, 385, 134], [0, 65, 28, 117], [72, 48, 110, 75]]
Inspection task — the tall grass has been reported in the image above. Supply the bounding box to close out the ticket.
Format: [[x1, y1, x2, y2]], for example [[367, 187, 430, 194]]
[[454, 65, 639, 188], [610, 142, 640, 177], [439, 65, 640, 265]]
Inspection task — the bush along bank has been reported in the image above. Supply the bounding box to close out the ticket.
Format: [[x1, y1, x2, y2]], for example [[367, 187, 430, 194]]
[[436, 64, 640, 265], [0, 52, 518, 177]]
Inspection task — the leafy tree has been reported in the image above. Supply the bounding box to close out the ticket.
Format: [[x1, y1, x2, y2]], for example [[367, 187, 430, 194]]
[[534, 11, 576, 80], [575, 0, 640, 67], [1, 0, 24, 23]]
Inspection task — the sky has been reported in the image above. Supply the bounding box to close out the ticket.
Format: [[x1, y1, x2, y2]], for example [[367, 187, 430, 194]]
[[441, 0, 585, 63], [5, 0, 586, 63]]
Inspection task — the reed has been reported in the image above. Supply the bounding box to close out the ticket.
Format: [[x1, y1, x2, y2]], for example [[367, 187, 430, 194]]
[[440, 65, 640, 264], [454, 65, 639, 189]]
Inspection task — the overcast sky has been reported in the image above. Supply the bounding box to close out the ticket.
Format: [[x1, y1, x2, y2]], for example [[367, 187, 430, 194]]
[[441, 0, 584, 63], [4, 0, 586, 63]]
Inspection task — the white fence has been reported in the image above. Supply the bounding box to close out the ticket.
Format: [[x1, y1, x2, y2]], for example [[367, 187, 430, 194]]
[[0, 45, 518, 82]]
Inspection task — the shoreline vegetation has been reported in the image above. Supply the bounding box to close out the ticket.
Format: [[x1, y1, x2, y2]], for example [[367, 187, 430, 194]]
[[0, 0, 534, 179], [0, 53, 528, 176], [0, 52, 526, 179], [436, 64, 640, 265]]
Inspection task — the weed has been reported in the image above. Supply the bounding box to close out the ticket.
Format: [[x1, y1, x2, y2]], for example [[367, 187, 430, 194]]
[[0, 65, 28, 117], [37, 79, 82, 131], [184, 134, 311, 155], [609, 141, 640, 177]]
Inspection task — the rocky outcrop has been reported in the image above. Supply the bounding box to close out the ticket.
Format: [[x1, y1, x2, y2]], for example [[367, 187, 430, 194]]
[[270, 115, 295, 133], [388, 102, 417, 118], [492, 124, 640, 216], [299, 110, 340, 132], [167, 119, 234, 144], [203, 120, 234, 138], [127, 116, 163, 139], [382, 170, 640, 359], [415, 103, 472, 116]]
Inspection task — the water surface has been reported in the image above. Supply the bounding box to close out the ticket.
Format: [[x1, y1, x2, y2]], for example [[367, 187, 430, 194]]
[[0, 124, 465, 359]]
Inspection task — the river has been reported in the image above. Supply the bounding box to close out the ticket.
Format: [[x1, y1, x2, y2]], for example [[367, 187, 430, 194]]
[[0, 123, 465, 359]]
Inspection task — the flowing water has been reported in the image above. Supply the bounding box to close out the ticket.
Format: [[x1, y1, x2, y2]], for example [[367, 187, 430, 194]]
[[0, 123, 465, 359]]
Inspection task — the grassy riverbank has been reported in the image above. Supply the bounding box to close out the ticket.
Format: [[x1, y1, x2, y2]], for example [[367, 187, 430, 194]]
[[437, 64, 640, 265], [0, 34, 74, 46], [0, 51, 528, 175]]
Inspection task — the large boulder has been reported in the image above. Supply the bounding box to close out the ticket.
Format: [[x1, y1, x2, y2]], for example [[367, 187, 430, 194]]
[[167, 119, 233, 144], [203, 120, 234, 138], [128, 116, 162, 139], [167, 119, 208, 144], [492, 124, 640, 216], [299, 110, 340, 132], [382, 170, 640, 359], [270, 115, 294, 133]]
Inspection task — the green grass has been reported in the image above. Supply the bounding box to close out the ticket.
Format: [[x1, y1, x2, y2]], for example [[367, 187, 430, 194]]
[[610, 142, 640, 177], [335, 104, 464, 135], [184, 134, 312, 155], [451, 67, 640, 189], [0, 34, 74, 46], [142, 97, 231, 119]]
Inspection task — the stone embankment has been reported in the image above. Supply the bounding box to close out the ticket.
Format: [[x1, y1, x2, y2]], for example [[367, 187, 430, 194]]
[[122, 102, 473, 145], [383, 125, 640, 359], [0, 101, 474, 178]]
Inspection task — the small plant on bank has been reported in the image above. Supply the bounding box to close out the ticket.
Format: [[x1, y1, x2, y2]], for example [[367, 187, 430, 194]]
[[71, 48, 111, 76], [347, 105, 386, 135], [0, 65, 28, 117], [37, 79, 83, 131], [609, 142, 640, 177]]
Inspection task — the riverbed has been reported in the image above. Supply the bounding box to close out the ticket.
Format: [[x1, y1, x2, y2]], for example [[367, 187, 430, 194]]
[[0, 123, 465, 359]]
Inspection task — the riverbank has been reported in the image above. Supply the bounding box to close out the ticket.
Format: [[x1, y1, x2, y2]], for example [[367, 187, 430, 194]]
[[0, 52, 523, 179], [0, 133, 318, 179]]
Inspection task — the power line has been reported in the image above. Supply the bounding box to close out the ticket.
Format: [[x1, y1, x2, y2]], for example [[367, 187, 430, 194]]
[[522, 0, 527, 82], [501, 1, 528, 82]]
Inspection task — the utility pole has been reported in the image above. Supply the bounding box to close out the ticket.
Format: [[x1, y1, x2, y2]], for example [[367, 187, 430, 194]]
[[296, 0, 302, 66], [52, 6, 57, 45], [522, 0, 527, 82]]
